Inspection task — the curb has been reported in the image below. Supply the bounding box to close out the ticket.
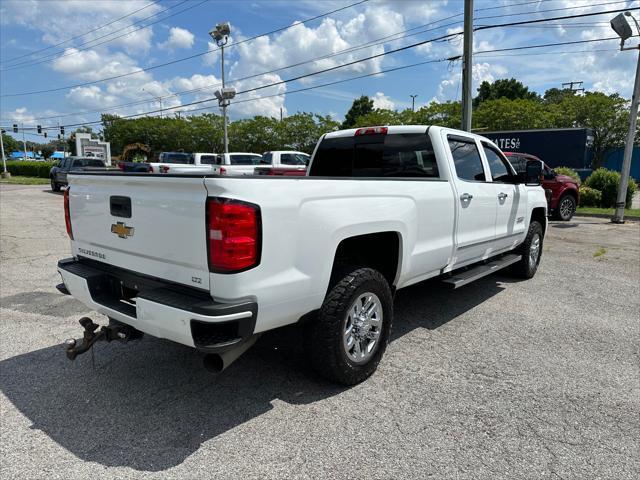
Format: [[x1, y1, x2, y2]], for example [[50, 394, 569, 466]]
[[574, 213, 640, 221]]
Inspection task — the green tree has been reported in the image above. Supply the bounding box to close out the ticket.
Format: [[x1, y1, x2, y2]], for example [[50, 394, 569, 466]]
[[39, 144, 55, 159], [474, 98, 553, 131], [474, 78, 540, 107], [413, 101, 461, 128], [549, 92, 631, 168], [543, 87, 574, 104], [342, 95, 374, 128], [353, 108, 403, 128], [2, 133, 20, 153]]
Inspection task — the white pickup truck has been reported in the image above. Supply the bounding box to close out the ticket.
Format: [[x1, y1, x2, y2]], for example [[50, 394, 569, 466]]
[[254, 150, 310, 175], [209, 152, 263, 176], [57, 125, 546, 385], [148, 152, 217, 174]]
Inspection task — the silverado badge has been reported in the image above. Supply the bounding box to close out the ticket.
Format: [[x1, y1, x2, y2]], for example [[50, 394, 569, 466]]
[[111, 222, 134, 239]]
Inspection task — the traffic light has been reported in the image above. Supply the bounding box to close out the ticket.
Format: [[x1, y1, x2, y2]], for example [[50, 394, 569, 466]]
[[44, 132, 48, 139], [13, 124, 18, 133], [58, 134, 61, 140], [60, 126, 65, 135], [37, 125, 42, 134]]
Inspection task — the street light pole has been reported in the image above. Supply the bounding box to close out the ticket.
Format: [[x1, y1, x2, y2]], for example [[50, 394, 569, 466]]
[[410, 94, 418, 112], [611, 12, 640, 223], [0, 129, 10, 178], [21, 123, 28, 160], [210, 22, 231, 154]]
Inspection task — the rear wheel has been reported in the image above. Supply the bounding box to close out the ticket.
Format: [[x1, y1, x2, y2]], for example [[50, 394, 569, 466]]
[[511, 220, 543, 279], [554, 194, 576, 221], [305, 267, 393, 385], [50, 177, 60, 192]]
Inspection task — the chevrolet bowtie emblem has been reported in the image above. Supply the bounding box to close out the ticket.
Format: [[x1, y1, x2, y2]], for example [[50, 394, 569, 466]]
[[111, 222, 134, 239]]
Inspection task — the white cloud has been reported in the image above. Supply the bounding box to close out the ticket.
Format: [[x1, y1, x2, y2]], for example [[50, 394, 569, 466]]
[[372, 91, 395, 110], [158, 27, 195, 51], [3, 107, 37, 124]]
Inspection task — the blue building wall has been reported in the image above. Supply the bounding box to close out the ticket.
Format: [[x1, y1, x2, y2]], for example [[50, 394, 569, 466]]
[[603, 146, 640, 182]]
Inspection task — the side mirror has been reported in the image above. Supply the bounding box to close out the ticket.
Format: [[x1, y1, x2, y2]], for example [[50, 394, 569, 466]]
[[524, 160, 543, 186]]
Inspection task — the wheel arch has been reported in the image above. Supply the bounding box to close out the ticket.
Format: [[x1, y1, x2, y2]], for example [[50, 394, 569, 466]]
[[329, 231, 402, 291], [531, 207, 547, 236]]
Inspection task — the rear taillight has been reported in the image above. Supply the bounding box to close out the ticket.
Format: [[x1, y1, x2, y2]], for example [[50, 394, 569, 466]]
[[355, 126, 388, 136], [207, 198, 261, 273], [64, 187, 73, 240], [160, 165, 170, 173], [219, 167, 227, 175], [117, 162, 125, 171]]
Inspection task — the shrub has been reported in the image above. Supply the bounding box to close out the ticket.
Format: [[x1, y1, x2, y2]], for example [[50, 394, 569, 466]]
[[5, 160, 56, 178], [554, 166, 581, 184], [584, 168, 637, 208], [578, 186, 602, 207]]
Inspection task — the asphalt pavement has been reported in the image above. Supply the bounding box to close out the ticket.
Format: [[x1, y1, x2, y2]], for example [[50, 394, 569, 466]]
[[1, 184, 638, 479]]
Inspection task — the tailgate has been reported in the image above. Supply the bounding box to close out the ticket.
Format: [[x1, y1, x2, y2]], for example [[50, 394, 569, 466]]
[[67, 174, 211, 290]]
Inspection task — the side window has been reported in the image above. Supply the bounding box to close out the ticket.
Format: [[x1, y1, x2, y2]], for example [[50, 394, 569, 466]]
[[200, 155, 217, 165], [281, 153, 308, 165], [261, 153, 273, 165], [448, 137, 485, 182], [72, 159, 83, 168], [482, 145, 513, 182]]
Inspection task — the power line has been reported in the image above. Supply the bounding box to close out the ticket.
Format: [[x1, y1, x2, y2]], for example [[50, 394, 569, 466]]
[[3, 35, 625, 132], [0, 0, 202, 71], [3, 0, 627, 97], [0, 1, 159, 65], [0, 0, 369, 73]]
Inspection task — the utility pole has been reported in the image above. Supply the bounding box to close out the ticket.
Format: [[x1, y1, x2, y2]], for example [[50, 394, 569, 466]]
[[280, 107, 283, 122], [461, 0, 473, 132], [0, 129, 9, 178], [611, 12, 640, 223], [410, 94, 418, 112], [21, 123, 28, 160], [562, 81, 585, 94]]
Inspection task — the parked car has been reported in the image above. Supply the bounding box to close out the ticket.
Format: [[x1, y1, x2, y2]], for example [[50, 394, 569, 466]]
[[254, 150, 310, 175], [117, 161, 153, 173], [49, 156, 109, 191], [504, 152, 579, 221], [57, 125, 546, 385], [210, 152, 263, 175]]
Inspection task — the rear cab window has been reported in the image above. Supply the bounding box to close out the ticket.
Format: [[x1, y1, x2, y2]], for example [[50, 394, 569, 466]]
[[160, 153, 194, 164], [199, 155, 217, 165], [229, 154, 262, 165], [281, 153, 310, 165], [310, 132, 439, 178]]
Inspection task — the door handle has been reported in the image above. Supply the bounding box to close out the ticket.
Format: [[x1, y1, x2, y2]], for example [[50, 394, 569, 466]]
[[498, 192, 508, 200], [460, 193, 473, 201]]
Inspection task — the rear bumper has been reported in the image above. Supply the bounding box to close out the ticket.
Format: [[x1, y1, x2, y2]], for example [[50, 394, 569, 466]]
[[57, 258, 257, 353]]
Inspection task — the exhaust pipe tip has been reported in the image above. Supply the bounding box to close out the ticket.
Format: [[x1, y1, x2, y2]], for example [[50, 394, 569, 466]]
[[203, 354, 225, 373]]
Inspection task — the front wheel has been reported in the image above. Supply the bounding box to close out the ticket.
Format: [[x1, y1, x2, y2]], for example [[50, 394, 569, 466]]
[[305, 267, 393, 385], [554, 194, 576, 221], [511, 220, 543, 279], [50, 177, 60, 192]]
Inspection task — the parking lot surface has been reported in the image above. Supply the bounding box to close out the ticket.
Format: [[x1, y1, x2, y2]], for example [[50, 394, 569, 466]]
[[1, 184, 639, 479]]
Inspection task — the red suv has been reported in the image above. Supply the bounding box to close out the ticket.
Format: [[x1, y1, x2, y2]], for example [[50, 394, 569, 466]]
[[504, 152, 580, 221]]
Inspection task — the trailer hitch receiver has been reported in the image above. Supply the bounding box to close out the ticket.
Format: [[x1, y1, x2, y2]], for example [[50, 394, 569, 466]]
[[64, 317, 142, 361]]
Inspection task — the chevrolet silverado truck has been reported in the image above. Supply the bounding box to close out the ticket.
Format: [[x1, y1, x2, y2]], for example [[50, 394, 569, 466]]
[[57, 125, 546, 385], [254, 150, 310, 176]]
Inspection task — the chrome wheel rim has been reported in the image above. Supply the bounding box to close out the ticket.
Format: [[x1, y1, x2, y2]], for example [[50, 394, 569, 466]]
[[343, 292, 383, 364], [529, 233, 541, 266], [559, 197, 573, 219]]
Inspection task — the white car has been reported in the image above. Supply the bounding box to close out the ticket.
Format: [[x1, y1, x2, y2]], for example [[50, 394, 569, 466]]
[[57, 125, 547, 385]]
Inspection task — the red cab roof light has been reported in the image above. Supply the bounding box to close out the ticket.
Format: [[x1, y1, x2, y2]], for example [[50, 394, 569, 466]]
[[355, 126, 388, 136]]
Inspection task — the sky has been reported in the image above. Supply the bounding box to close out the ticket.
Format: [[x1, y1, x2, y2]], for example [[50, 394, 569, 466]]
[[0, 0, 638, 141]]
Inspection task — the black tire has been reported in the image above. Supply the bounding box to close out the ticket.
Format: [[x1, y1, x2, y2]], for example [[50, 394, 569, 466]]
[[511, 220, 543, 279], [554, 194, 576, 221], [305, 267, 393, 385], [50, 177, 60, 192]]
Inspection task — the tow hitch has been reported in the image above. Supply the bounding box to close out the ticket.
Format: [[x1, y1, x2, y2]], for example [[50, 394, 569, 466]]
[[64, 317, 143, 361]]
